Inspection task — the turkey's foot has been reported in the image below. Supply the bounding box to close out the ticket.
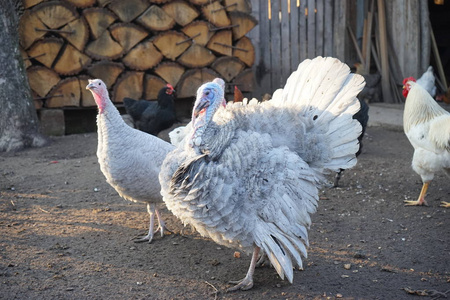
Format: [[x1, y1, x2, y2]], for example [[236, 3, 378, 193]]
[[155, 208, 172, 237], [133, 232, 155, 243], [155, 223, 173, 237], [440, 201, 450, 208], [227, 276, 254, 292], [134, 203, 157, 243], [227, 246, 260, 292]]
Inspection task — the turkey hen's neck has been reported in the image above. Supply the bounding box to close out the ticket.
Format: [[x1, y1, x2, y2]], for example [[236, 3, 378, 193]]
[[97, 96, 127, 138]]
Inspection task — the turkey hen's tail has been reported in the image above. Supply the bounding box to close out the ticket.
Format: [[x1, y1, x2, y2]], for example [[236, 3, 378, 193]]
[[273, 56, 365, 173]]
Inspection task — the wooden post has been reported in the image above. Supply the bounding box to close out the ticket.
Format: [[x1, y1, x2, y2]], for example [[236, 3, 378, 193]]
[[333, 0, 346, 60], [377, 0, 393, 102], [323, 0, 333, 56], [419, 0, 430, 73], [307, 0, 316, 58]]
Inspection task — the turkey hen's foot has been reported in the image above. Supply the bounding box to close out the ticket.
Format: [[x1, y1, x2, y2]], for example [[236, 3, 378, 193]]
[[134, 204, 158, 243], [133, 221, 172, 243], [133, 232, 155, 243], [227, 276, 254, 292], [155, 223, 173, 237], [440, 201, 450, 208], [155, 208, 172, 237]]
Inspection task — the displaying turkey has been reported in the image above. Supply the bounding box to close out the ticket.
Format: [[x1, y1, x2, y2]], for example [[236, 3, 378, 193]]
[[87, 79, 175, 243], [123, 84, 177, 136], [160, 57, 365, 291]]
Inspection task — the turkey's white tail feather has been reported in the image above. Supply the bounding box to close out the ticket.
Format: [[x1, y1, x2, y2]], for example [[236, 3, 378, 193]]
[[257, 224, 308, 283], [273, 57, 364, 172]]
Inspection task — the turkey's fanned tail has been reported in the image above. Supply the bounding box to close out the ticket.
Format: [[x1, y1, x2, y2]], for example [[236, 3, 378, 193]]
[[273, 56, 365, 173]]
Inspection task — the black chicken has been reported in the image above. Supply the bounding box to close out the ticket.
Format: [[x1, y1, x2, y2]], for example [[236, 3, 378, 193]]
[[333, 98, 369, 187], [123, 84, 177, 136]]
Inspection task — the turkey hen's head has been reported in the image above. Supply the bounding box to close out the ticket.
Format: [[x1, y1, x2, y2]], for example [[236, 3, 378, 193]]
[[87, 79, 109, 113], [402, 77, 416, 98]]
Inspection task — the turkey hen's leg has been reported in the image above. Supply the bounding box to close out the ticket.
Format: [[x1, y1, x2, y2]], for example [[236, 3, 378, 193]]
[[404, 182, 429, 206], [134, 203, 157, 243], [227, 246, 260, 292], [154, 208, 172, 237]]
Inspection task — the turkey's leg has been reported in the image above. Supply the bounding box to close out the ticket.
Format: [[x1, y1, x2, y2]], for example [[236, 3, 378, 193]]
[[134, 203, 156, 243], [255, 252, 270, 268], [404, 182, 429, 206], [227, 246, 260, 292], [154, 208, 172, 237], [333, 169, 344, 187]]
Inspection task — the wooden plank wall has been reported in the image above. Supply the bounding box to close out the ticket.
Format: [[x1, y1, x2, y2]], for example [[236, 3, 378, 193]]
[[385, 0, 429, 80], [247, 0, 350, 99]]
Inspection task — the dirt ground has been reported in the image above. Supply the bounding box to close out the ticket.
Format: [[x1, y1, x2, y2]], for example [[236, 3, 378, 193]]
[[0, 126, 449, 300]]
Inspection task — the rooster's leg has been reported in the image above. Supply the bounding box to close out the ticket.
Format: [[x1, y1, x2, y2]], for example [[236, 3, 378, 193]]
[[154, 208, 172, 237], [440, 202, 450, 208], [404, 182, 429, 206], [134, 203, 156, 243], [227, 246, 260, 292]]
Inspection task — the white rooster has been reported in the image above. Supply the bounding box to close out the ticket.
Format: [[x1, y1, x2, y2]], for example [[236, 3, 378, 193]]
[[86, 79, 176, 242], [159, 57, 364, 291], [402, 77, 450, 207]]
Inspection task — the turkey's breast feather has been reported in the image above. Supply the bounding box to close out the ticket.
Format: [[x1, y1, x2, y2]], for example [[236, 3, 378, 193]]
[[97, 103, 175, 204]]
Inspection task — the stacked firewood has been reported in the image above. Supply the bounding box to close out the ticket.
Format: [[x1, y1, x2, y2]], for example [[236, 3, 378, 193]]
[[19, 0, 257, 109]]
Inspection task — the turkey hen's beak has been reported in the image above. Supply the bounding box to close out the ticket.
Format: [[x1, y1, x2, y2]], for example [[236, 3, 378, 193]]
[[86, 80, 96, 90], [193, 99, 209, 118]]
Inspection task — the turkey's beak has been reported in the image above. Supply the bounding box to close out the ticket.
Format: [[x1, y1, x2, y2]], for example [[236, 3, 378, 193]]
[[86, 80, 96, 90], [193, 99, 209, 118]]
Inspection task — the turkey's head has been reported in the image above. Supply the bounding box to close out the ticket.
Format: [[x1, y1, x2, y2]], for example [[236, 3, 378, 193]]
[[402, 77, 416, 98], [189, 80, 225, 150], [193, 81, 224, 122], [87, 79, 109, 113]]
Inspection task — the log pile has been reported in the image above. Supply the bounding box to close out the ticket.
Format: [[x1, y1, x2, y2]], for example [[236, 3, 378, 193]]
[[19, 0, 257, 109]]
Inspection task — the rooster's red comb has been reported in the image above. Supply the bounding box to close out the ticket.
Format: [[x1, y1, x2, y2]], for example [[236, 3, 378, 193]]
[[402, 77, 416, 85]]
